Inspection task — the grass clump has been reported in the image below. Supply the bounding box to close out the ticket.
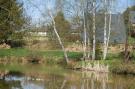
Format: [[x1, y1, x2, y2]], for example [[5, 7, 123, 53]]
[[111, 62, 135, 75]]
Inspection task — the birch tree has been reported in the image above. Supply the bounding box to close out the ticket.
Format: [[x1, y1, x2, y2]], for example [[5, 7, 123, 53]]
[[81, 0, 87, 60], [92, 0, 96, 60], [65, 0, 88, 60], [106, 0, 113, 59], [103, 0, 107, 60], [103, 0, 114, 60], [27, 0, 69, 63], [48, 9, 69, 64]]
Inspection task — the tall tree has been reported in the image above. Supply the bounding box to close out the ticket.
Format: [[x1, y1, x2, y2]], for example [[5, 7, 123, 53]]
[[103, 0, 107, 60], [92, 0, 96, 60], [123, 5, 135, 61], [54, 11, 71, 43], [0, 0, 26, 43], [106, 0, 113, 59], [103, 0, 115, 60], [48, 10, 69, 64]]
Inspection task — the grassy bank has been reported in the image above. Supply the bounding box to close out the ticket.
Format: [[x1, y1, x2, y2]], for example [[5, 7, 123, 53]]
[[0, 48, 82, 64], [74, 59, 135, 75], [0, 48, 135, 75]]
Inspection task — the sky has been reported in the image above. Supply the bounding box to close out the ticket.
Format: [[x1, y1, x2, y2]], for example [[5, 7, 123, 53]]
[[21, 0, 135, 25]]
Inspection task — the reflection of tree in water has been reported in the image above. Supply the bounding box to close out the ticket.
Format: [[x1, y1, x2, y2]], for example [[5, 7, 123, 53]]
[[44, 71, 135, 89], [80, 71, 108, 89], [1, 73, 135, 89], [21, 80, 44, 89], [44, 72, 109, 89], [0, 80, 22, 89]]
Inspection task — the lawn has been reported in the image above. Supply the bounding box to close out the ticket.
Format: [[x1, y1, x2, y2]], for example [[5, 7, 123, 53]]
[[0, 48, 83, 60], [0, 48, 29, 57]]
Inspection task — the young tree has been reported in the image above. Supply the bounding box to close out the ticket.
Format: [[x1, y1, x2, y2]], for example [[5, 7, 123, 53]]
[[103, 0, 114, 60], [123, 5, 135, 61], [105, 0, 114, 59], [92, 0, 96, 60], [54, 11, 71, 43], [103, 0, 107, 60], [64, 0, 89, 60], [80, 0, 87, 60], [27, 0, 69, 64], [48, 10, 69, 63]]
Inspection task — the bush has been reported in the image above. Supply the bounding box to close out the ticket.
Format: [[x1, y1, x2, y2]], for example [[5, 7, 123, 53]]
[[131, 51, 135, 60], [110, 62, 135, 75], [6, 32, 26, 48], [6, 40, 26, 48], [26, 52, 43, 64], [95, 42, 102, 60], [32, 40, 40, 45], [68, 52, 83, 61]]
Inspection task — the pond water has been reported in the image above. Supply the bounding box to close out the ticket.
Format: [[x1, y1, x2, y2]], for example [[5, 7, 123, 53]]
[[0, 64, 135, 89]]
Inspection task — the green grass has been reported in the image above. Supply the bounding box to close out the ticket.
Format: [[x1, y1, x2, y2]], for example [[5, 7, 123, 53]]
[[0, 63, 72, 76], [0, 48, 83, 60], [129, 36, 135, 44], [0, 48, 135, 75], [0, 48, 30, 57]]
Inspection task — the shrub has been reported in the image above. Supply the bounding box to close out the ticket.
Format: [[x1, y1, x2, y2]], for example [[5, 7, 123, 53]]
[[32, 40, 40, 45], [95, 42, 102, 60], [110, 62, 135, 75], [7, 40, 26, 48], [26, 52, 43, 64]]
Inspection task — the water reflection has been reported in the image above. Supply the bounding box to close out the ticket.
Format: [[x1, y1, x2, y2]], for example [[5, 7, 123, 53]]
[[0, 71, 135, 89]]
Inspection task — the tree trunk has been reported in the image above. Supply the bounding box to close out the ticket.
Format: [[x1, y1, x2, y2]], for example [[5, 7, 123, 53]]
[[49, 11, 69, 64], [124, 0, 129, 62], [103, 0, 107, 60], [92, 0, 96, 60], [87, 37, 90, 58], [60, 80, 67, 89], [83, 3, 87, 60], [105, 0, 112, 60], [124, 26, 129, 62]]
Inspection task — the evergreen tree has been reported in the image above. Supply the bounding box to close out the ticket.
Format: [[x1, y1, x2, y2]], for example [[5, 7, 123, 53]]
[[0, 0, 26, 43], [54, 11, 70, 41]]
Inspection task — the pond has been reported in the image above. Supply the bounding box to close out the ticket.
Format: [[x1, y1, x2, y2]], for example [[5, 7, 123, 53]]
[[0, 64, 135, 89]]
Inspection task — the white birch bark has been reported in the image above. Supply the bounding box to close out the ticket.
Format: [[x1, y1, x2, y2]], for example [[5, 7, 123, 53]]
[[103, 0, 107, 60], [87, 37, 90, 58], [83, 1, 87, 60], [60, 80, 67, 89], [48, 11, 69, 64], [103, 0, 113, 60], [86, 0, 91, 59], [92, 0, 96, 60], [106, 0, 112, 58]]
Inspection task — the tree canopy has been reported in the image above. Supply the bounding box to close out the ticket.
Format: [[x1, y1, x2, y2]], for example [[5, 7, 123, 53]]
[[0, 0, 26, 43], [54, 11, 71, 42]]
